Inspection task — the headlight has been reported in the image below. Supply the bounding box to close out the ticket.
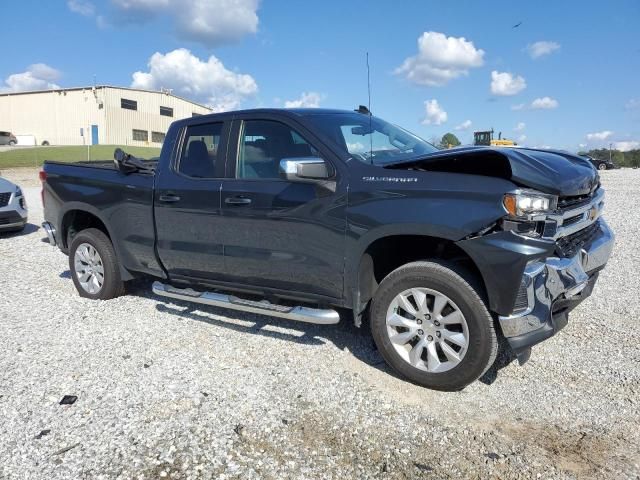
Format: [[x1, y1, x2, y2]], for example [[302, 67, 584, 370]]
[[503, 191, 557, 218], [15, 186, 22, 197]]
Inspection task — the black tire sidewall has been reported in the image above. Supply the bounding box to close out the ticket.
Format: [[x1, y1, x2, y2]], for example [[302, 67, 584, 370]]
[[370, 261, 496, 391], [68, 228, 123, 300]]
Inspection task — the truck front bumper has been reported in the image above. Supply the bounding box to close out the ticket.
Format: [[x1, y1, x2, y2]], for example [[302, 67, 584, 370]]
[[498, 218, 614, 361]]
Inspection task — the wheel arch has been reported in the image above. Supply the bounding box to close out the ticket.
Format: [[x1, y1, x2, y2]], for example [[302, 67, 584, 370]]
[[58, 203, 133, 281], [347, 231, 487, 326]]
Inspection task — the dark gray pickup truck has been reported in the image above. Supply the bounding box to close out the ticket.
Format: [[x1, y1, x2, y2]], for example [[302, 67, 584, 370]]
[[41, 108, 614, 391]]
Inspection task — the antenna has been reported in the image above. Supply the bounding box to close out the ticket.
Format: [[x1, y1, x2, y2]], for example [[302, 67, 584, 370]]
[[366, 52, 373, 164]]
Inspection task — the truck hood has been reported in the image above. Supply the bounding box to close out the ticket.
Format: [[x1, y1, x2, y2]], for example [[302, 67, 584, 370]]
[[385, 146, 600, 197]]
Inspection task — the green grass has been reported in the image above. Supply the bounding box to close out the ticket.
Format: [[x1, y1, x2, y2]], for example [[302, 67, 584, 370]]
[[0, 145, 161, 168]]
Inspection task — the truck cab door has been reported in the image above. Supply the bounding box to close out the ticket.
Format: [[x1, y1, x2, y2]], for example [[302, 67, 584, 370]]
[[154, 119, 230, 283], [218, 116, 347, 301]]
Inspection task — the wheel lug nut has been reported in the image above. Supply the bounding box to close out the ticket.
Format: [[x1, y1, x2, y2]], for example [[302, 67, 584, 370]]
[[434, 321, 440, 326], [427, 335, 433, 341], [425, 314, 431, 320], [436, 331, 441, 338], [418, 329, 424, 335], [417, 319, 422, 325]]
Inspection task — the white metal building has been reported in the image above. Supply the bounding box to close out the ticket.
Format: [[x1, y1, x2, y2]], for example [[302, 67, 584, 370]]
[[0, 86, 212, 146]]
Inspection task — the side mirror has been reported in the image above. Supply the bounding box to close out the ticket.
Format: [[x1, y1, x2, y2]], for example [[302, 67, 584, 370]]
[[279, 157, 330, 182]]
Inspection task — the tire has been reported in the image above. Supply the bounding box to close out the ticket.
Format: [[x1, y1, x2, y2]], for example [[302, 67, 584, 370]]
[[41, 141, 50, 146], [69, 228, 125, 300], [370, 260, 498, 391], [598, 163, 607, 171], [8, 140, 16, 146]]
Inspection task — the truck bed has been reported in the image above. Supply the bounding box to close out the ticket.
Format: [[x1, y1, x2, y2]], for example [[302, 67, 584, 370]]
[[42, 160, 162, 279]]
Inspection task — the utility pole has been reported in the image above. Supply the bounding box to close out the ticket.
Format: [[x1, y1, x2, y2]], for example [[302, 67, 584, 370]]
[[609, 143, 612, 163]]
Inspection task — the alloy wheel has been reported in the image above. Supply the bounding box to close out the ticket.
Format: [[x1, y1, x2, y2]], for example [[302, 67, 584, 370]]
[[385, 288, 469, 373], [73, 242, 105, 294]]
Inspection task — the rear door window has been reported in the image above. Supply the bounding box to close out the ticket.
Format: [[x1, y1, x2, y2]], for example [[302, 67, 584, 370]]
[[178, 122, 224, 178]]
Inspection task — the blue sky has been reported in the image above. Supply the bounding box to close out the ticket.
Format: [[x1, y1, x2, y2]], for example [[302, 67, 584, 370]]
[[2, 0, 639, 151]]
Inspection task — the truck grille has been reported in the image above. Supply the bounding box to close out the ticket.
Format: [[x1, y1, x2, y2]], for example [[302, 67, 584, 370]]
[[556, 221, 600, 258], [0, 192, 11, 207], [557, 187, 598, 210]]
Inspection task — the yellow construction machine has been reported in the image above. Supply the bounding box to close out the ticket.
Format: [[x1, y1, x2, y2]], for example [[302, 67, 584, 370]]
[[473, 129, 517, 147]]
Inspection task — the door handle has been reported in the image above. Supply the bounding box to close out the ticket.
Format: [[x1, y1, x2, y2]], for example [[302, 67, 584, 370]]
[[159, 194, 181, 203], [225, 196, 252, 205]]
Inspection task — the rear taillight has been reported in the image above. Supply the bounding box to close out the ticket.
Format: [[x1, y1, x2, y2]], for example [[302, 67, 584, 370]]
[[39, 170, 47, 207]]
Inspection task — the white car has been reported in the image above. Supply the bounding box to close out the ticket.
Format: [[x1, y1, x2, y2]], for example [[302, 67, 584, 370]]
[[0, 177, 28, 232]]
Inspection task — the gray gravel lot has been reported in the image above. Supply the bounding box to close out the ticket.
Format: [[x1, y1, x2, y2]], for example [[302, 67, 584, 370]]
[[0, 168, 638, 479]]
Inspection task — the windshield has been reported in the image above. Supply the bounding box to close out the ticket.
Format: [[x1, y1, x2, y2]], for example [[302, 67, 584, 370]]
[[305, 112, 439, 165]]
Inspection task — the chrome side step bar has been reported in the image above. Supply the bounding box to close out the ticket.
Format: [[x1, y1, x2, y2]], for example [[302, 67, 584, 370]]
[[152, 281, 340, 325]]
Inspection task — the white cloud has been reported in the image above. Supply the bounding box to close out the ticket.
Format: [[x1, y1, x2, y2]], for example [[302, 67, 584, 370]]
[[514, 122, 526, 132], [578, 143, 587, 149], [395, 31, 484, 87], [614, 141, 640, 151], [511, 103, 525, 111], [454, 119, 472, 131], [586, 131, 614, 141], [0, 64, 61, 92], [86, 0, 259, 47], [284, 92, 323, 108], [526, 41, 560, 59], [131, 48, 257, 112], [421, 99, 447, 125], [517, 134, 527, 143], [626, 98, 640, 110], [67, 0, 95, 16], [174, 0, 258, 46], [347, 142, 366, 153], [490, 70, 526, 96], [530, 97, 559, 110]]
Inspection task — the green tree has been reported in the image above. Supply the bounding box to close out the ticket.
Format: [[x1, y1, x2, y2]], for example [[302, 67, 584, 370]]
[[440, 133, 461, 149], [583, 148, 640, 168]]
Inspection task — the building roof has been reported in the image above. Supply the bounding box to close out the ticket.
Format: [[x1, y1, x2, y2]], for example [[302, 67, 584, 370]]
[[0, 85, 212, 111]]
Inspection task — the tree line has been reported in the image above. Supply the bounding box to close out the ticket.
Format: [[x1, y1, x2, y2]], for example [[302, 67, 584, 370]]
[[434, 132, 640, 168], [578, 148, 640, 168]]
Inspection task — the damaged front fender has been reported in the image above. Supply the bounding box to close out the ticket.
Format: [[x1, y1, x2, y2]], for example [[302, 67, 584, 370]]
[[457, 230, 555, 316]]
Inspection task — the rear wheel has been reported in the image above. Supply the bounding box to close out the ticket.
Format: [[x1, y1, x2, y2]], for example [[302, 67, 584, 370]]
[[370, 261, 497, 391], [598, 163, 607, 170], [69, 228, 124, 300], [8, 140, 16, 146]]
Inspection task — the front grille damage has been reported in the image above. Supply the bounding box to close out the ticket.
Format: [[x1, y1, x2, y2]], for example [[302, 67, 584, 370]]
[[555, 221, 600, 258], [557, 187, 599, 210]]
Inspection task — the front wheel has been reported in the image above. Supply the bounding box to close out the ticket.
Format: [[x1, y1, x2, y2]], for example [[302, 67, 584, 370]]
[[69, 228, 125, 300], [598, 163, 607, 170], [370, 261, 498, 391]]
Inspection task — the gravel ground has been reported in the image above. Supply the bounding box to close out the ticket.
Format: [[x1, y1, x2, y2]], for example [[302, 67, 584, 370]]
[[0, 168, 638, 479]]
